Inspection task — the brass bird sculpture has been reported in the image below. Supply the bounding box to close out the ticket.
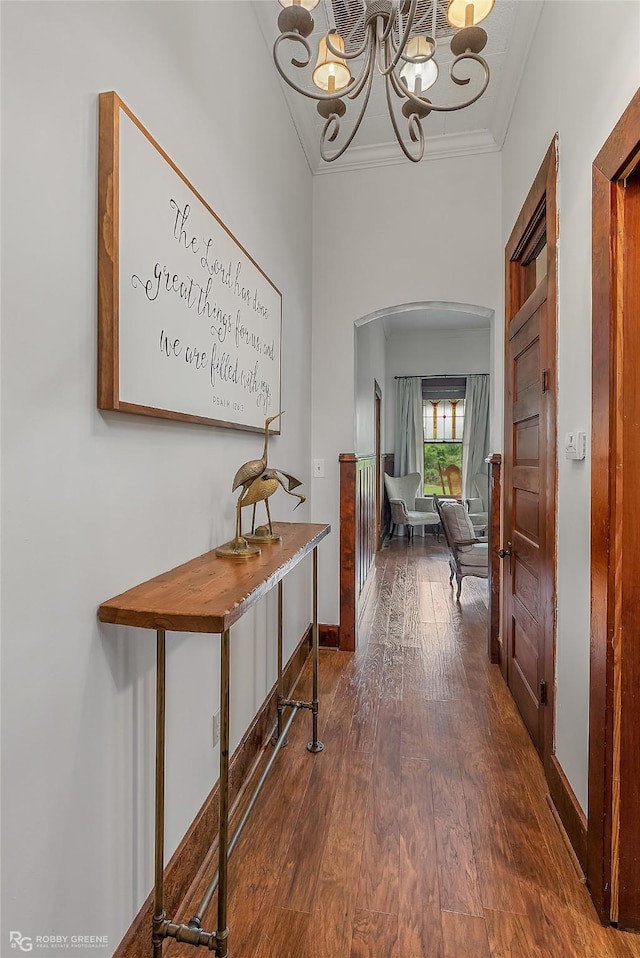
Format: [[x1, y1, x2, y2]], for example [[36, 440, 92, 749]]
[[216, 412, 305, 558], [241, 470, 306, 540], [232, 412, 282, 506], [230, 412, 283, 555]]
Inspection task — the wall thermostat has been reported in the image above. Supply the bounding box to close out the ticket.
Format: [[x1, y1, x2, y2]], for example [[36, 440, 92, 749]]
[[564, 431, 586, 460]]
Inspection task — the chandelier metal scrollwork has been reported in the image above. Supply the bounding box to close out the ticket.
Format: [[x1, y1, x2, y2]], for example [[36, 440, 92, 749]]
[[273, 0, 495, 163]]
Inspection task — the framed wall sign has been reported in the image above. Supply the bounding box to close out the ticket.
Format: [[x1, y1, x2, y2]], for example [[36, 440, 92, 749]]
[[97, 91, 282, 432]]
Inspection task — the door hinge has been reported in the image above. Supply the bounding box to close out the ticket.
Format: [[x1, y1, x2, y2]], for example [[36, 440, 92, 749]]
[[542, 369, 550, 393], [539, 679, 548, 705]]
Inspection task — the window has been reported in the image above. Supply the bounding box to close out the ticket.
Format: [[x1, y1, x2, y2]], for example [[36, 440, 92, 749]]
[[423, 398, 465, 442], [422, 377, 466, 495]]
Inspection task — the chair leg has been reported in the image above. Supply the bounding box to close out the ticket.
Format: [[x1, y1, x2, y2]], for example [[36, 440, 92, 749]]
[[390, 523, 396, 538], [456, 575, 462, 601]]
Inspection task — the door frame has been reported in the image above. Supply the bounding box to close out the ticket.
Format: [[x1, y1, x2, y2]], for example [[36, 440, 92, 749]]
[[374, 380, 383, 550], [589, 88, 640, 929], [501, 134, 558, 780]]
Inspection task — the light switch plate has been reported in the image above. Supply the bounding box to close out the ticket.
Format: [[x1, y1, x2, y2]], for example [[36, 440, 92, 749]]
[[564, 431, 586, 460], [313, 458, 325, 478]]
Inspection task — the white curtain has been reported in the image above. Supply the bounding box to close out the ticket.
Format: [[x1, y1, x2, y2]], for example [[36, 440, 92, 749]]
[[462, 374, 490, 499], [394, 377, 424, 487]]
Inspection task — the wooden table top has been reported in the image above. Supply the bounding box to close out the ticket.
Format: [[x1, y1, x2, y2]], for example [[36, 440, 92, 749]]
[[98, 522, 330, 634]]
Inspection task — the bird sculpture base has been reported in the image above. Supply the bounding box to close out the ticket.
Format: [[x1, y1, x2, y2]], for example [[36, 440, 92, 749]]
[[245, 525, 282, 545], [215, 536, 261, 560]]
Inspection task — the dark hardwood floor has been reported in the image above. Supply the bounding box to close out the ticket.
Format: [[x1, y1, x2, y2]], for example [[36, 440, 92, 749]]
[[168, 539, 640, 957]]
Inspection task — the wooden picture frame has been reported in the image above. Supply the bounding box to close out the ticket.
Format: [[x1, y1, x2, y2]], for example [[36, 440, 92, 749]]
[[97, 91, 282, 433]]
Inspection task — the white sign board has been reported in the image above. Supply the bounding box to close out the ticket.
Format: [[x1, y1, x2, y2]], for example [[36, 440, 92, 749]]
[[98, 93, 282, 432]]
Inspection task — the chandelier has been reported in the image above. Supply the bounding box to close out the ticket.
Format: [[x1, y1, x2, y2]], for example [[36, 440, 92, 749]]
[[273, 0, 495, 163]]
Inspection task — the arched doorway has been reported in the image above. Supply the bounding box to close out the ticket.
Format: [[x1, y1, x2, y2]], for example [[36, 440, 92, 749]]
[[339, 301, 496, 650]]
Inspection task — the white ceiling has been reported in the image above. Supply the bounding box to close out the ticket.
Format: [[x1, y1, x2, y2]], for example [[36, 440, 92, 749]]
[[253, 0, 543, 175]]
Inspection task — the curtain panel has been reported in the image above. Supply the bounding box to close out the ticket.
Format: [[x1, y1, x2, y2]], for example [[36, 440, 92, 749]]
[[394, 377, 424, 488], [462, 374, 490, 499]]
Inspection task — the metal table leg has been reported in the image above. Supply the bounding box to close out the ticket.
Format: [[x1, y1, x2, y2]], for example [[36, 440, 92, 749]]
[[216, 628, 230, 957], [307, 547, 324, 753], [273, 580, 285, 745], [152, 629, 166, 958]]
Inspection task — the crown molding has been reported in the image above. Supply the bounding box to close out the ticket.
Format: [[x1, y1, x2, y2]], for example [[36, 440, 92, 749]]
[[310, 130, 500, 174]]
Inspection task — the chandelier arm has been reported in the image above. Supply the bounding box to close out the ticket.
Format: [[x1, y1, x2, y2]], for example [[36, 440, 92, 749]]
[[325, 28, 371, 62], [320, 52, 376, 162], [449, 52, 487, 90], [379, 0, 404, 43], [394, 38, 436, 67], [273, 32, 360, 102], [387, 40, 411, 100], [375, 19, 388, 74], [388, 62, 408, 98], [346, 39, 375, 101], [393, 53, 490, 112], [380, 0, 419, 76], [385, 69, 424, 163], [387, 34, 411, 98]]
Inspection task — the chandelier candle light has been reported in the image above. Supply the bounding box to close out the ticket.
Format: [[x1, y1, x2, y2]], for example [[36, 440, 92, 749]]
[[274, 0, 495, 162]]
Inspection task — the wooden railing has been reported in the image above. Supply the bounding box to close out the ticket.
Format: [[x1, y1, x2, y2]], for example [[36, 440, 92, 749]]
[[486, 453, 502, 664], [339, 453, 391, 651]]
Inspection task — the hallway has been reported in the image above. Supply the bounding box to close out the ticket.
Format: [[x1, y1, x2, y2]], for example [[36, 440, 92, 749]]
[[170, 540, 640, 958]]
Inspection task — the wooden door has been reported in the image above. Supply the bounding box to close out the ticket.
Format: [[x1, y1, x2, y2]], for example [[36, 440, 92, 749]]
[[503, 138, 558, 764], [504, 288, 548, 755], [374, 382, 383, 550]]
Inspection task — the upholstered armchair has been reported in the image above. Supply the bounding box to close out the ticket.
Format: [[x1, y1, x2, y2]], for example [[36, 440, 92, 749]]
[[383, 473, 440, 540], [465, 471, 489, 534], [434, 496, 488, 599]]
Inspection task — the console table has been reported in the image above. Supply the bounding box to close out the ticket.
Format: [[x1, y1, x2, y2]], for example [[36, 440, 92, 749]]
[[99, 521, 330, 957]]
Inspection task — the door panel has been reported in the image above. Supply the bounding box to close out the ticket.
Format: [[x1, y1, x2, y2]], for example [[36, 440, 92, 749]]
[[514, 559, 540, 621], [512, 531, 539, 576], [514, 489, 539, 540], [515, 340, 540, 392], [512, 466, 539, 495], [509, 654, 540, 742], [505, 291, 546, 755], [512, 602, 539, 690], [515, 420, 539, 463]]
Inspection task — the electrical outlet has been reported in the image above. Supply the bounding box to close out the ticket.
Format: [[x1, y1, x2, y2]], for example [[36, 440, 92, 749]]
[[313, 458, 325, 478], [212, 711, 220, 747]]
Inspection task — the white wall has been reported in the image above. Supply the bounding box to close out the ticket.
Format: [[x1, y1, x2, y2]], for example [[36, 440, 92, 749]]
[[311, 152, 502, 622], [501, 0, 640, 811], [1, 1, 312, 951], [354, 318, 386, 456], [384, 327, 491, 448]]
